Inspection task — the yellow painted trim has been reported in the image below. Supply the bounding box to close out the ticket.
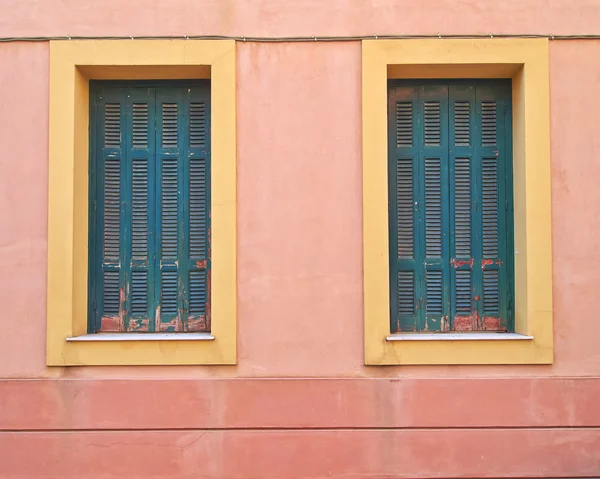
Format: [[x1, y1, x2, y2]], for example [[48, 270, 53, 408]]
[[47, 40, 237, 365], [362, 39, 552, 365]]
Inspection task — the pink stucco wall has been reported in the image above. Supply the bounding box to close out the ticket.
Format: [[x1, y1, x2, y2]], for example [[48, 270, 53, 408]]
[[1, 1, 600, 477]]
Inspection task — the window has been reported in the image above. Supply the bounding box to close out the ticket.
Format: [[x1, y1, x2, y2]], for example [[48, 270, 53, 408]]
[[388, 81, 514, 333], [362, 39, 552, 365], [89, 81, 211, 333], [46, 40, 236, 365]]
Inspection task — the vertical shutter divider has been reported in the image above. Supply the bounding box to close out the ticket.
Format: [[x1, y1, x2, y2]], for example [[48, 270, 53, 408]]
[[472, 88, 484, 330], [89, 87, 99, 333], [177, 88, 186, 331], [121, 88, 132, 332], [181, 89, 191, 332]]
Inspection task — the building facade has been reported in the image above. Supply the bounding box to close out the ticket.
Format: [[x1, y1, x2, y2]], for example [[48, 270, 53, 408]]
[[0, 0, 599, 477]]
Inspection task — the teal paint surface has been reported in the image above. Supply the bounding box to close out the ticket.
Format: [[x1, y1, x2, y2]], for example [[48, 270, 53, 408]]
[[89, 81, 211, 333], [388, 80, 514, 333]]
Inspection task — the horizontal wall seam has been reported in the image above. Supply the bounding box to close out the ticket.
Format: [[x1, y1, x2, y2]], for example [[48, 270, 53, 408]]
[[2, 426, 600, 433]]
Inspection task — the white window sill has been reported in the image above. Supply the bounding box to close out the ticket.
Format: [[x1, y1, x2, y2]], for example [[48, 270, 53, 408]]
[[386, 333, 533, 341], [66, 333, 215, 342]]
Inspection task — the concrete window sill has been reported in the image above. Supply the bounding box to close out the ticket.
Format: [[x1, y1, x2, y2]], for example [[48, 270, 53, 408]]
[[66, 333, 215, 342], [386, 333, 533, 341]]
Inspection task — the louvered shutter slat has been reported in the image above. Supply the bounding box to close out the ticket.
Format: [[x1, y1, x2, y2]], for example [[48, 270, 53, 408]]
[[482, 157, 499, 258], [424, 157, 442, 258], [131, 158, 149, 259], [130, 270, 148, 315], [396, 158, 414, 258], [160, 158, 179, 259], [103, 157, 121, 260], [102, 271, 120, 315], [132, 103, 149, 149]]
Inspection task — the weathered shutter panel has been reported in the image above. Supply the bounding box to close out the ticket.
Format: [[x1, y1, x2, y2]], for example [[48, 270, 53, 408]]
[[95, 91, 126, 332], [389, 86, 451, 332], [156, 89, 183, 331], [474, 84, 511, 331], [449, 85, 478, 331], [155, 86, 211, 332], [420, 87, 450, 332], [389, 81, 513, 333], [91, 82, 211, 333], [389, 87, 419, 332], [449, 83, 512, 331], [184, 88, 211, 331], [127, 88, 155, 331]]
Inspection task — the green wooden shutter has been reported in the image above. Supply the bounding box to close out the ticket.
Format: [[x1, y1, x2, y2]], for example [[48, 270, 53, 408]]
[[448, 85, 476, 331], [128, 87, 156, 331], [90, 82, 211, 333], [156, 87, 183, 331], [92, 89, 127, 332], [389, 81, 513, 333], [185, 89, 211, 331], [389, 86, 420, 332], [420, 86, 451, 332]]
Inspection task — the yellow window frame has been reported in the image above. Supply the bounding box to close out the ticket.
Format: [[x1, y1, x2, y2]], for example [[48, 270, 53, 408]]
[[362, 39, 553, 365], [47, 40, 237, 365]]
